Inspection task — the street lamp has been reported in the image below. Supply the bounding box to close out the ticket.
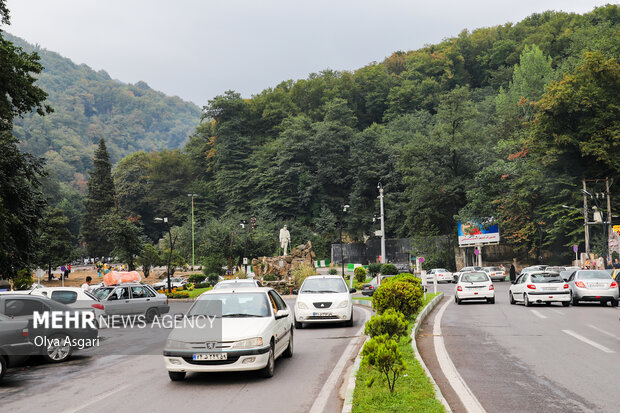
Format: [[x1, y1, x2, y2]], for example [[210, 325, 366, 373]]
[[377, 182, 386, 264], [240, 220, 249, 274], [187, 194, 198, 271], [155, 217, 174, 294], [339, 204, 350, 287]]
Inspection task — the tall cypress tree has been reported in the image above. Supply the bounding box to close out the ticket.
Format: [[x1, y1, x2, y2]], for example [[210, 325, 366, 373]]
[[82, 138, 116, 257]]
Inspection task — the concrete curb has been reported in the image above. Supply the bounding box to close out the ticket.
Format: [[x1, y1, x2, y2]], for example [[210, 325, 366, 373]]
[[411, 293, 453, 412], [342, 303, 373, 413]]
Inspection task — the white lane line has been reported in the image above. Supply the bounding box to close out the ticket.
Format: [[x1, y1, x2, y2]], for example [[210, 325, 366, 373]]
[[550, 309, 564, 316], [530, 309, 547, 319], [309, 306, 372, 413], [433, 299, 486, 413], [63, 384, 130, 413], [562, 330, 615, 354], [588, 324, 620, 340]]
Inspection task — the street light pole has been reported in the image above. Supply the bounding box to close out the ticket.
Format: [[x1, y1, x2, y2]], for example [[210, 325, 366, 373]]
[[187, 194, 197, 271], [378, 182, 386, 264], [340, 204, 350, 287], [155, 217, 173, 294]]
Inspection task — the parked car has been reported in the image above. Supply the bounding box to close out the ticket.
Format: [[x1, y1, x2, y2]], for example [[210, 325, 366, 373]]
[[426, 269, 453, 283], [0, 295, 98, 362], [163, 287, 293, 381], [482, 266, 506, 282], [567, 270, 619, 306], [152, 277, 187, 291], [29, 287, 104, 318], [293, 275, 356, 328], [452, 266, 483, 283], [213, 279, 262, 289], [0, 313, 33, 381], [361, 275, 395, 296], [454, 271, 495, 304], [509, 271, 570, 307], [91, 283, 170, 321]]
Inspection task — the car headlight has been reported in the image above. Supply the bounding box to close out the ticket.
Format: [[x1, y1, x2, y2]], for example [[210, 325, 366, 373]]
[[232, 337, 263, 349], [297, 301, 308, 309], [337, 300, 349, 308], [165, 339, 190, 350]]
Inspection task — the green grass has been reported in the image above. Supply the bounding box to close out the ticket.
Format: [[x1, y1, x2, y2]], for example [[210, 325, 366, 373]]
[[352, 292, 444, 413], [187, 287, 212, 298], [353, 296, 372, 301]]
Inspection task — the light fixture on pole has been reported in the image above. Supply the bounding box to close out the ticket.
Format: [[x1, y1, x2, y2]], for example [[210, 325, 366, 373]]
[[340, 204, 350, 287], [377, 182, 386, 264], [155, 217, 173, 293], [187, 194, 198, 271]]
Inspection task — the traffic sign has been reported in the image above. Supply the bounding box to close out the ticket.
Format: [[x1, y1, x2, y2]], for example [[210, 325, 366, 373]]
[[474, 248, 480, 256], [614, 225, 620, 234], [572, 245, 578, 253], [418, 257, 424, 263]]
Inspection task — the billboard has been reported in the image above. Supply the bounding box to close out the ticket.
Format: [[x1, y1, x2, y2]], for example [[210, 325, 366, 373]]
[[458, 220, 500, 246]]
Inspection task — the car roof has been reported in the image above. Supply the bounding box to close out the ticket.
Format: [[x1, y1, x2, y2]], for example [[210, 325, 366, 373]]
[[200, 287, 272, 296], [304, 275, 341, 279], [218, 279, 257, 283]]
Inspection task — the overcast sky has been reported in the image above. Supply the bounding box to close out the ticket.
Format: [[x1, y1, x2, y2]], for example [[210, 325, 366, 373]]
[[5, 0, 612, 106]]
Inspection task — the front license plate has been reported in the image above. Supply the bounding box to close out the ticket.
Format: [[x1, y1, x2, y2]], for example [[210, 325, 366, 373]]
[[313, 312, 332, 317], [193, 353, 227, 361]]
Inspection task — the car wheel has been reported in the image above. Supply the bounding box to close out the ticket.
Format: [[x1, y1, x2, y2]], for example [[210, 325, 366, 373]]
[[283, 329, 293, 358], [524, 294, 532, 307], [294, 316, 303, 329], [545, 302, 552, 306], [43, 334, 73, 363], [610, 298, 619, 307], [509, 292, 515, 305], [487, 297, 495, 304], [168, 371, 186, 381], [0, 355, 6, 381], [259, 344, 275, 378], [571, 292, 579, 306], [600, 300, 608, 307], [145, 308, 160, 323], [456, 296, 462, 305], [345, 310, 354, 327], [562, 301, 570, 307]]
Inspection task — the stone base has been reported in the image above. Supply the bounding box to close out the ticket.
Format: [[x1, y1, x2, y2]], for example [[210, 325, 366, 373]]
[[253, 241, 316, 280]]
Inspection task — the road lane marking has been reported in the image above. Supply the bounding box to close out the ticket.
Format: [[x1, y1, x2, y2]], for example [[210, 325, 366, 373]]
[[309, 306, 372, 413], [562, 330, 615, 353], [587, 324, 620, 340], [434, 299, 487, 413], [550, 309, 564, 315], [530, 309, 547, 319], [62, 384, 130, 413]]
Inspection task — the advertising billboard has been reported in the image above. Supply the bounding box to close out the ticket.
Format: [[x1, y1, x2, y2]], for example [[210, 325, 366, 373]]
[[458, 220, 500, 246]]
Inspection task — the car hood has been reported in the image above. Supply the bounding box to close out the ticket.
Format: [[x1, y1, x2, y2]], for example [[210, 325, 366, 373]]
[[167, 317, 273, 343]]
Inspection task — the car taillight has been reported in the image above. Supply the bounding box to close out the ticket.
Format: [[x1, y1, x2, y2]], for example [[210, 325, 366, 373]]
[[489, 284, 494, 290], [575, 281, 586, 288], [527, 284, 536, 289], [611, 281, 618, 288], [22, 328, 28, 337], [457, 285, 463, 291], [369, 286, 374, 289], [92, 304, 105, 310], [563, 284, 569, 289]]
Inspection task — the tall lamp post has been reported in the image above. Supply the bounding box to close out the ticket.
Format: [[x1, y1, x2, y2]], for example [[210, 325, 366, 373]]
[[377, 182, 386, 264], [187, 194, 198, 271], [339, 204, 350, 286], [155, 217, 174, 294], [240, 220, 248, 274]]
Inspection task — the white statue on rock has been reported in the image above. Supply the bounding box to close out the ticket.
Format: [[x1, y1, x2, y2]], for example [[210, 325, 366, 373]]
[[279, 225, 291, 256]]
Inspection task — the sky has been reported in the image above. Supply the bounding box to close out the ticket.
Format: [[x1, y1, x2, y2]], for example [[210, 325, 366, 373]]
[[4, 0, 613, 106]]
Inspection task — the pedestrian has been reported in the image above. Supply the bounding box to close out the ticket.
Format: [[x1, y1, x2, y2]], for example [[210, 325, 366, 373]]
[[509, 264, 516, 282], [613, 258, 620, 269], [81, 276, 92, 292], [63, 265, 70, 279]]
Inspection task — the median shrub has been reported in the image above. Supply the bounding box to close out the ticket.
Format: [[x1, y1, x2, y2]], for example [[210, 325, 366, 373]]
[[368, 263, 382, 277], [385, 273, 421, 287], [328, 268, 338, 275], [354, 266, 367, 283], [292, 265, 316, 288], [188, 274, 206, 284], [380, 263, 398, 275], [372, 280, 424, 318], [362, 334, 406, 394], [207, 273, 220, 286], [364, 308, 407, 340]]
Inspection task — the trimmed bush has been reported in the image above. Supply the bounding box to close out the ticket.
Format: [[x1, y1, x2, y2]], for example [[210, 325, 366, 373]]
[[328, 268, 338, 275], [194, 282, 210, 289], [384, 273, 421, 287], [354, 266, 367, 283], [380, 263, 398, 275], [364, 309, 407, 339], [14, 269, 33, 290], [292, 265, 316, 288], [372, 280, 424, 318], [207, 273, 220, 286], [368, 263, 382, 277], [188, 274, 206, 284]]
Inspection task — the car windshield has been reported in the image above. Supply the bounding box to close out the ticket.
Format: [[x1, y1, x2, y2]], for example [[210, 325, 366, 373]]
[[530, 273, 564, 283], [92, 287, 113, 300], [461, 272, 489, 282], [301, 278, 347, 293], [188, 292, 271, 318], [578, 271, 612, 280], [213, 281, 256, 289]]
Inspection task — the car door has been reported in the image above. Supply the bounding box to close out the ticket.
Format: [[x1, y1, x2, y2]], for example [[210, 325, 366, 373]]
[[105, 287, 131, 315], [512, 275, 525, 300], [268, 290, 289, 355], [129, 286, 151, 315]]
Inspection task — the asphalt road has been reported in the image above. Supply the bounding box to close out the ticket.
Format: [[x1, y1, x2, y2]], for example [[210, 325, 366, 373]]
[[418, 281, 620, 413], [0, 300, 371, 413]]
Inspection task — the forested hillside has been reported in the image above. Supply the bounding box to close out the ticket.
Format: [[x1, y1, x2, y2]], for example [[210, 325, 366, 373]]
[[6, 33, 201, 192], [111, 5, 619, 265]]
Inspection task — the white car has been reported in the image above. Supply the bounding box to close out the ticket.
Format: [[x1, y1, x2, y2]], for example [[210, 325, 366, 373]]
[[482, 266, 506, 282], [23, 287, 105, 317], [427, 268, 453, 283], [293, 275, 355, 328], [452, 266, 483, 283], [152, 277, 187, 291], [509, 271, 570, 307], [213, 279, 262, 289], [163, 287, 293, 381], [455, 271, 495, 304]]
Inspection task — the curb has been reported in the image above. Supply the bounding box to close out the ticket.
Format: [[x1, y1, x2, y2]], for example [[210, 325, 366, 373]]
[[342, 303, 373, 413], [411, 293, 452, 412]]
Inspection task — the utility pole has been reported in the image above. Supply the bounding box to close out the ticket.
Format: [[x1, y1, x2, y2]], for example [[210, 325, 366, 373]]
[[378, 182, 386, 264], [583, 179, 590, 255], [606, 177, 612, 238], [187, 193, 197, 271]]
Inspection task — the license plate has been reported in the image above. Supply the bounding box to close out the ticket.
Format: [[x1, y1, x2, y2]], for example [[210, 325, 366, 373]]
[[589, 283, 604, 288], [193, 353, 227, 361], [542, 287, 556, 291], [313, 312, 331, 317]]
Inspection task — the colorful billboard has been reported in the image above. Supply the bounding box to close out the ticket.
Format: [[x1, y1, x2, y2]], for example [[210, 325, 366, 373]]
[[458, 221, 500, 246]]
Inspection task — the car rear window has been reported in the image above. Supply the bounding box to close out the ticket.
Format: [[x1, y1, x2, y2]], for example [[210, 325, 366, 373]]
[[50, 290, 78, 304], [301, 278, 347, 293], [461, 272, 489, 282], [578, 271, 612, 280], [530, 273, 564, 283]]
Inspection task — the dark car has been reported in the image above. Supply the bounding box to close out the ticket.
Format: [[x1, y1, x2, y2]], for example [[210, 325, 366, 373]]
[[0, 295, 99, 363], [361, 275, 395, 296], [0, 313, 33, 381]]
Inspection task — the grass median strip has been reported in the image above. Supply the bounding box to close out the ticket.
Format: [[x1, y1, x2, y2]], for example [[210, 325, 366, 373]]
[[352, 293, 444, 413]]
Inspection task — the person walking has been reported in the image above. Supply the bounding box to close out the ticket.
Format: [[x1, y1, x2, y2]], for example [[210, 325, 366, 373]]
[[509, 264, 516, 282], [81, 276, 92, 292], [613, 258, 620, 269]]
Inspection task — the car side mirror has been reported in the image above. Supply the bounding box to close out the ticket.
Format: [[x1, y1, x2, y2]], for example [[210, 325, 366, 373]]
[[349, 288, 356, 293], [275, 309, 290, 320], [292, 289, 298, 295]]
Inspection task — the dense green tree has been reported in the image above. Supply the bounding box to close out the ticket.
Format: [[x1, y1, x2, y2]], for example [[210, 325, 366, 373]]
[[136, 243, 161, 278], [36, 207, 73, 279], [99, 213, 144, 270], [82, 138, 116, 257]]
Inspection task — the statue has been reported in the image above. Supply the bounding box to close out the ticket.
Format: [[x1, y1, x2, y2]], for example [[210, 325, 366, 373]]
[[279, 225, 291, 256]]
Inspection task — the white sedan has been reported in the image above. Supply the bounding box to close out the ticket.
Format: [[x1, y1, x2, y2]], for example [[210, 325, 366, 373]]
[[509, 271, 571, 306], [427, 268, 453, 283], [455, 272, 495, 304], [152, 277, 187, 291], [163, 287, 293, 380], [293, 275, 355, 328], [25, 287, 105, 317]]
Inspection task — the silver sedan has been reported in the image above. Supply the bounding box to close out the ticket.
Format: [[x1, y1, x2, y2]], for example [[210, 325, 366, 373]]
[[567, 270, 619, 306]]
